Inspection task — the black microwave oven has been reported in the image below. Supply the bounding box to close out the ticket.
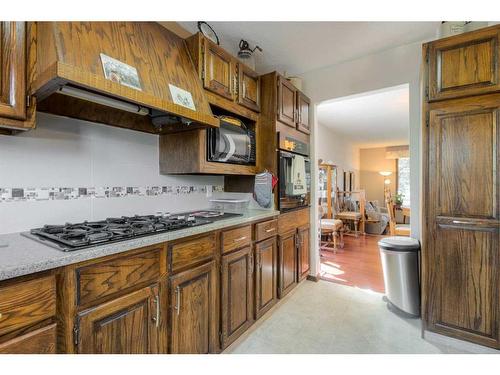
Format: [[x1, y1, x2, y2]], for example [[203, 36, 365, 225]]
[[207, 117, 256, 165]]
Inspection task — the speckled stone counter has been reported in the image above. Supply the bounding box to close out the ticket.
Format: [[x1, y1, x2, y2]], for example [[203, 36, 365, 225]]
[[0, 209, 279, 282]]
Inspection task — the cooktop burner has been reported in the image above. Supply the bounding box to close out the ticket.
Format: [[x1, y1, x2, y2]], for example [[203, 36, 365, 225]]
[[23, 213, 217, 251]]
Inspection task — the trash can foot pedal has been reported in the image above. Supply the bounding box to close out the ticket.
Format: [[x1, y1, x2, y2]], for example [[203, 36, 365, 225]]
[[385, 298, 419, 319]]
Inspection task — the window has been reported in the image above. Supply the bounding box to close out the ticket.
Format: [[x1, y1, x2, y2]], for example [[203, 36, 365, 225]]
[[397, 157, 410, 206]]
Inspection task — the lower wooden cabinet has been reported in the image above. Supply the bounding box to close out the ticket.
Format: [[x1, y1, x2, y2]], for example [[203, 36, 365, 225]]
[[220, 246, 254, 349], [278, 230, 298, 298], [0, 323, 57, 354], [75, 284, 160, 354], [297, 225, 310, 281], [255, 237, 278, 319], [169, 261, 218, 354]]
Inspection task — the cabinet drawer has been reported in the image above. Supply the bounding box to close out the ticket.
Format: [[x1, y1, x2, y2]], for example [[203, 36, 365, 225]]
[[222, 225, 252, 254], [255, 219, 278, 242], [76, 249, 161, 306], [0, 323, 57, 354], [0, 275, 56, 336], [169, 233, 217, 273], [278, 208, 310, 234]]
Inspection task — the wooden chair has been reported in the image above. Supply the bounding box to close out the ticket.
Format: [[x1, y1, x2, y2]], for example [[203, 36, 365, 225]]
[[384, 188, 410, 236]]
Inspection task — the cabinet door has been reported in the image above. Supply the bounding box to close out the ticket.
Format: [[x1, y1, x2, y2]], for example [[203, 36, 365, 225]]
[[169, 261, 218, 354], [255, 237, 277, 319], [427, 26, 500, 101], [425, 95, 500, 348], [0, 323, 57, 354], [238, 64, 260, 112], [297, 225, 310, 281], [278, 230, 298, 298], [76, 284, 160, 354], [277, 76, 297, 127], [296, 92, 311, 134], [203, 39, 236, 101], [221, 246, 254, 349], [0, 22, 26, 120]]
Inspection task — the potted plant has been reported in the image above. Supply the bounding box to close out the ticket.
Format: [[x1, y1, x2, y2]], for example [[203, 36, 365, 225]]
[[394, 193, 404, 208]]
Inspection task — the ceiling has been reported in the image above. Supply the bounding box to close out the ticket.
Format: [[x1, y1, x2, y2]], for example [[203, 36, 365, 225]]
[[317, 84, 409, 148], [178, 22, 439, 75]]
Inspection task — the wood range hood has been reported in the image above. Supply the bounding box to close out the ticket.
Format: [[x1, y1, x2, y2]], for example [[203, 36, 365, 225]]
[[33, 22, 219, 133]]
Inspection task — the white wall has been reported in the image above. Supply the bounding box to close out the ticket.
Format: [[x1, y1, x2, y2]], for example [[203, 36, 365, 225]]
[[0, 113, 224, 234], [316, 124, 360, 187], [302, 40, 424, 277]]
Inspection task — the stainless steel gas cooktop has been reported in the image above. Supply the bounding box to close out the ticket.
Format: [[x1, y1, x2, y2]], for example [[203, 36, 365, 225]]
[[22, 210, 241, 251]]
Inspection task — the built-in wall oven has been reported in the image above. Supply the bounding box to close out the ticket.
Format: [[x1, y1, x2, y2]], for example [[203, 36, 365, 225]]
[[207, 116, 256, 165], [278, 134, 311, 212]]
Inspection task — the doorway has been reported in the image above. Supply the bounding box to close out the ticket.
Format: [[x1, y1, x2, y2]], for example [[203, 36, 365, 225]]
[[316, 84, 411, 293]]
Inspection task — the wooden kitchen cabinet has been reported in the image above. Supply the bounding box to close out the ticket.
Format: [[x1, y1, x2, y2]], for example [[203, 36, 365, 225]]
[[427, 26, 500, 102], [278, 230, 298, 299], [423, 94, 500, 349], [255, 237, 278, 319], [277, 75, 297, 128], [186, 32, 261, 114], [169, 260, 218, 354], [0, 323, 57, 354], [297, 225, 310, 281], [423, 26, 500, 350], [296, 92, 311, 134], [220, 246, 254, 349], [0, 21, 36, 132], [75, 284, 160, 354], [203, 38, 236, 101], [238, 64, 261, 112]]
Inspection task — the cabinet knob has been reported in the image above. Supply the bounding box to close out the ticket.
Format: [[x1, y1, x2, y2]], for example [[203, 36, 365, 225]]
[[0, 312, 2, 320]]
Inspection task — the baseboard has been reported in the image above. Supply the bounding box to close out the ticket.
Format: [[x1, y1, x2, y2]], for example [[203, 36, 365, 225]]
[[306, 274, 320, 282]]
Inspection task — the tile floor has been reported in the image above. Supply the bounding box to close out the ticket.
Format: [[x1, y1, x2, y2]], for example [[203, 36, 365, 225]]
[[224, 280, 498, 354]]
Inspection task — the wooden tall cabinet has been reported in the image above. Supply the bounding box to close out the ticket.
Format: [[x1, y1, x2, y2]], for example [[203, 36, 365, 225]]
[[0, 22, 36, 132], [422, 25, 500, 349]]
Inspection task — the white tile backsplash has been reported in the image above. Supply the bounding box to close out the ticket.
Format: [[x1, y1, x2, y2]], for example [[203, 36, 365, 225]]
[[0, 112, 224, 234]]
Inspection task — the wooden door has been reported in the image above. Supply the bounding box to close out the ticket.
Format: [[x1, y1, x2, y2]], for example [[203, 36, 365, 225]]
[[0, 323, 57, 354], [427, 26, 500, 101], [277, 76, 297, 127], [0, 22, 27, 120], [424, 94, 500, 348], [296, 92, 311, 134], [169, 261, 218, 354], [203, 39, 236, 101], [238, 64, 260, 112], [255, 237, 278, 319], [297, 225, 310, 281], [220, 246, 254, 349], [76, 284, 160, 354], [278, 230, 298, 298]]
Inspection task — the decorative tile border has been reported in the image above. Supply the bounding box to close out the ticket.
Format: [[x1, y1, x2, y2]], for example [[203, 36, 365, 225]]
[[0, 185, 224, 203]]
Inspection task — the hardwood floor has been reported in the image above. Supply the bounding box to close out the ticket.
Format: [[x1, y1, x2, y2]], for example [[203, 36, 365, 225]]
[[320, 234, 385, 293]]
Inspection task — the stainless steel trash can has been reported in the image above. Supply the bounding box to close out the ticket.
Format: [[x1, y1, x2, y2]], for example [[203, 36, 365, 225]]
[[378, 236, 420, 317]]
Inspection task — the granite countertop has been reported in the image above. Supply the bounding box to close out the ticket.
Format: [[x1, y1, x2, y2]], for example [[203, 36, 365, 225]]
[[0, 209, 279, 282]]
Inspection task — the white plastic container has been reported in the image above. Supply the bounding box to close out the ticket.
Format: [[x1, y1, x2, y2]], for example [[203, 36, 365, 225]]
[[209, 198, 249, 214]]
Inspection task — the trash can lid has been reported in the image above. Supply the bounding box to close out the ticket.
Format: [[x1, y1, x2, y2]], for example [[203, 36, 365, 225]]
[[378, 236, 420, 252]]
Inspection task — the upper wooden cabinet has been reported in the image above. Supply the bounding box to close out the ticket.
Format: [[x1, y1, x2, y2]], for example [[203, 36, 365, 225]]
[[203, 40, 236, 101], [0, 22, 36, 132], [238, 64, 261, 112], [277, 75, 297, 127], [296, 92, 311, 134], [76, 284, 160, 354], [186, 32, 261, 113], [427, 26, 500, 101]]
